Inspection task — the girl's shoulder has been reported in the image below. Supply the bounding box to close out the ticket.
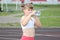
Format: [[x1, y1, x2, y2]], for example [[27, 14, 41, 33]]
[[20, 16, 25, 22], [21, 16, 26, 21]]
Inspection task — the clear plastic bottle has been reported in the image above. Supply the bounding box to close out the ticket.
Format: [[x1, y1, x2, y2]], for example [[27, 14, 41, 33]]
[[35, 10, 41, 16]]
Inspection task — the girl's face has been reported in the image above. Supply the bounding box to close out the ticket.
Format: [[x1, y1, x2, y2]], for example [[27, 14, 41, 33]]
[[23, 8, 32, 16]]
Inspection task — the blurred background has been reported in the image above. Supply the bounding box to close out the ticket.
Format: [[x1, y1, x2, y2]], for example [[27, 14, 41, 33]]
[[0, 0, 60, 28]]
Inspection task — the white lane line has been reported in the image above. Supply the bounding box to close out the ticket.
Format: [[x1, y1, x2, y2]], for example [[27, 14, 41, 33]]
[[0, 30, 21, 31], [0, 34, 60, 37], [0, 30, 60, 31], [36, 34, 60, 37], [0, 34, 22, 36], [36, 30, 60, 31], [0, 33, 22, 36], [0, 37, 19, 40], [0, 32, 20, 34]]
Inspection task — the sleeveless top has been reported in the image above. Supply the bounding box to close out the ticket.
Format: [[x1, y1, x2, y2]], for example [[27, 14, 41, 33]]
[[21, 16, 35, 29]]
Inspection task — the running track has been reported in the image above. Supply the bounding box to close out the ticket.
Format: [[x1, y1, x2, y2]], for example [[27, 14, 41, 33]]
[[0, 28, 60, 40]]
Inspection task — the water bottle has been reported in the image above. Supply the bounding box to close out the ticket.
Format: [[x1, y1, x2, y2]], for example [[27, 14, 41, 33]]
[[35, 10, 41, 16]]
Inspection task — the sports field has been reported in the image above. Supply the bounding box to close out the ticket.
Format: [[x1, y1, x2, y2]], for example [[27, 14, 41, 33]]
[[0, 4, 60, 28]]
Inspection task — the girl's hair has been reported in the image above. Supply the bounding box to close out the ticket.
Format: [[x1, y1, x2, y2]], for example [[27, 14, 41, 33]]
[[21, 3, 34, 10]]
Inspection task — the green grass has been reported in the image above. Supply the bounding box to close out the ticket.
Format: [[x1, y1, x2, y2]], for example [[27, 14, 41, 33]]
[[40, 7, 60, 27], [0, 11, 22, 16], [40, 17, 60, 27], [0, 12, 14, 16], [0, 23, 21, 28], [41, 7, 60, 16]]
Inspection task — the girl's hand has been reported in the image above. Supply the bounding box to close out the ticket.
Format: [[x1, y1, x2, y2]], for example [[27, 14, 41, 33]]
[[30, 10, 36, 16]]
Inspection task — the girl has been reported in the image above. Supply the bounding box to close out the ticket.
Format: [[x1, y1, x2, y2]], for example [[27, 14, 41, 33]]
[[20, 4, 41, 40]]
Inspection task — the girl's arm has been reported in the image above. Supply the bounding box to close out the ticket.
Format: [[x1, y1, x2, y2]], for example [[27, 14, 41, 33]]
[[21, 11, 35, 26], [21, 14, 32, 26], [34, 16, 41, 28]]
